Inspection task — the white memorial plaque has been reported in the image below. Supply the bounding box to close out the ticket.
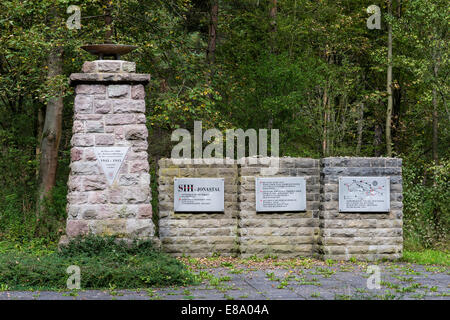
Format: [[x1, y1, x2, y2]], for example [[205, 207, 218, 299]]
[[339, 177, 390, 212], [174, 178, 224, 212], [94, 147, 129, 185], [255, 177, 306, 212]]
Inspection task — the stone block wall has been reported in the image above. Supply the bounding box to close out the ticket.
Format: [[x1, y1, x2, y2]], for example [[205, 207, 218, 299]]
[[157, 157, 402, 260], [63, 60, 156, 242], [318, 157, 403, 261], [238, 157, 320, 258], [158, 159, 239, 257]]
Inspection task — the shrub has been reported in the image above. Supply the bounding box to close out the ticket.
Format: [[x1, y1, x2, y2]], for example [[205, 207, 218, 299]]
[[403, 160, 450, 249], [0, 235, 197, 290]]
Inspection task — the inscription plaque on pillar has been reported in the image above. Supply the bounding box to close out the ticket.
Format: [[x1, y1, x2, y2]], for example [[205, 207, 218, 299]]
[[174, 178, 224, 212], [255, 177, 306, 212], [94, 147, 129, 185], [339, 177, 390, 212]]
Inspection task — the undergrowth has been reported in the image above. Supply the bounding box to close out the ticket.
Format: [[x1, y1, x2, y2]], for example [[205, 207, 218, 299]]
[[0, 235, 197, 290]]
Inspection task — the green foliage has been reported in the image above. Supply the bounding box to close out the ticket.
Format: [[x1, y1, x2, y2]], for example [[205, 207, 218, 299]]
[[0, 124, 38, 240], [0, 182, 67, 243], [403, 249, 450, 264], [403, 160, 450, 249], [0, 238, 56, 257], [0, 235, 197, 290], [0, 0, 448, 251]]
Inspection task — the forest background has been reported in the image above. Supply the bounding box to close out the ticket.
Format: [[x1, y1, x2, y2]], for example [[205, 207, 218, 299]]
[[0, 0, 448, 252]]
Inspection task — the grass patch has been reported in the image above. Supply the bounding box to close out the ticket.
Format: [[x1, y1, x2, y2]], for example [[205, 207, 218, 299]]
[[276, 280, 289, 289], [402, 250, 449, 266], [0, 235, 197, 290]]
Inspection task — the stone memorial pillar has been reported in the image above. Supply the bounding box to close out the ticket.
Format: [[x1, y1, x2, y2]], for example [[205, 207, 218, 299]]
[[61, 60, 156, 243]]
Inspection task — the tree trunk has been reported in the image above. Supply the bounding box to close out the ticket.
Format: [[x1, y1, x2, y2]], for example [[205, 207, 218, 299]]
[[326, 96, 332, 155], [36, 105, 44, 178], [432, 52, 439, 228], [267, 0, 277, 128], [374, 123, 382, 157], [206, 0, 218, 99], [269, 0, 277, 32], [207, 1, 218, 67], [104, 3, 114, 42], [432, 85, 438, 166], [322, 86, 328, 156], [322, 53, 334, 156], [356, 102, 364, 155], [269, 0, 277, 53], [386, 0, 393, 157], [432, 49, 440, 166], [37, 46, 64, 209]]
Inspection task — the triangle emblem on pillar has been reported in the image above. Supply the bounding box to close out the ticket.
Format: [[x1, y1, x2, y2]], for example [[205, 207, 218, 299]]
[[94, 147, 130, 186]]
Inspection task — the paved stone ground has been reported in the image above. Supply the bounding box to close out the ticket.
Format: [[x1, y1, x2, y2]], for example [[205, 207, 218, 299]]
[[0, 262, 448, 300]]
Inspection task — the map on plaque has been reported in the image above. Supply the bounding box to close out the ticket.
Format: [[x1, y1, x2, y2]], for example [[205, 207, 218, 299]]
[[339, 177, 390, 212], [255, 177, 306, 212], [174, 178, 224, 212], [94, 147, 129, 185]]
